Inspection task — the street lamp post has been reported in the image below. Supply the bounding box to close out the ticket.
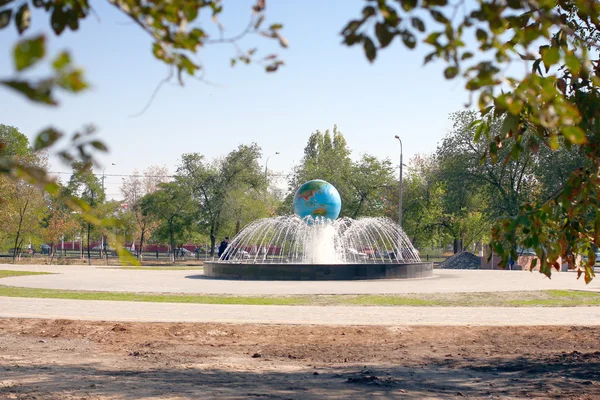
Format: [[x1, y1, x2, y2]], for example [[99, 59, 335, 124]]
[[100, 162, 115, 260], [102, 162, 116, 195], [265, 152, 280, 180], [394, 135, 403, 261], [394, 136, 403, 229]]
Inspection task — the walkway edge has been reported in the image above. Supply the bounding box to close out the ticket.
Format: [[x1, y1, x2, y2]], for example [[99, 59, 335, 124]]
[[0, 297, 598, 326]]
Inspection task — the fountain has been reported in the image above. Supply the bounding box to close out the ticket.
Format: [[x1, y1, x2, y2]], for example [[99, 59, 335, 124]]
[[204, 179, 433, 280]]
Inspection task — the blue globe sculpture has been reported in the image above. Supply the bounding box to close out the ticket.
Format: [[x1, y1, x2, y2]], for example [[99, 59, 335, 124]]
[[293, 179, 341, 221]]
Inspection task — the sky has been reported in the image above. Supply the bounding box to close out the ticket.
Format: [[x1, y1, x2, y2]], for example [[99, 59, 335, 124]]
[[0, 0, 471, 200]]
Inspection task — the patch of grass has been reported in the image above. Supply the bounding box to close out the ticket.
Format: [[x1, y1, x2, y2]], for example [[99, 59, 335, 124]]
[[0, 284, 598, 307], [339, 295, 443, 306], [507, 290, 600, 307], [0, 270, 53, 279], [0, 286, 313, 305], [546, 289, 600, 297]]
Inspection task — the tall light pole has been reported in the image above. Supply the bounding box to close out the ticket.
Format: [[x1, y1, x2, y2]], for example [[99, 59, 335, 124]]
[[102, 162, 116, 196], [265, 152, 280, 180], [394, 135, 403, 261], [100, 162, 115, 260], [394, 136, 403, 229]]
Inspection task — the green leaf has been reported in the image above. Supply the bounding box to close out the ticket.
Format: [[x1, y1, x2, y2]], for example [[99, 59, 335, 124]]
[[52, 51, 71, 70], [401, 31, 416, 49], [541, 47, 560, 67], [57, 69, 88, 92], [34, 128, 63, 150], [362, 5, 376, 18], [424, 32, 441, 45], [14, 3, 30, 34], [363, 37, 376, 62], [13, 35, 45, 71], [0, 79, 56, 105], [565, 53, 581, 75], [411, 17, 425, 32], [430, 9, 449, 24], [90, 140, 108, 152], [549, 134, 560, 150], [425, 0, 448, 6], [475, 28, 488, 42], [375, 22, 395, 48], [423, 51, 436, 64], [0, 8, 11, 29], [177, 54, 199, 75], [474, 122, 484, 142], [51, 7, 66, 35], [444, 66, 458, 79], [562, 126, 586, 144], [501, 113, 518, 136], [400, 0, 418, 11]]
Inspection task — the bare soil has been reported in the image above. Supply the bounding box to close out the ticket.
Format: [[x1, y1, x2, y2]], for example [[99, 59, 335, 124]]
[[0, 319, 599, 399]]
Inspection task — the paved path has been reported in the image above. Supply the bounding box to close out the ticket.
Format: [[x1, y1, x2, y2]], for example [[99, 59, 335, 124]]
[[1, 264, 599, 326], [0, 296, 598, 326], [2, 264, 599, 294]]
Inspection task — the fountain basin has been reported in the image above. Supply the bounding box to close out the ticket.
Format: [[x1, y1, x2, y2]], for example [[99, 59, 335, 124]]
[[204, 261, 433, 280]]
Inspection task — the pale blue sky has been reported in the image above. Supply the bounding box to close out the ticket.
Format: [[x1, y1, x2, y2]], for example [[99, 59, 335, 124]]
[[1, 0, 470, 199]]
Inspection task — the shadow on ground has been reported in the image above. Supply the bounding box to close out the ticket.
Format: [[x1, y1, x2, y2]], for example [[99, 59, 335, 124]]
[[2, 354, 599, 399]]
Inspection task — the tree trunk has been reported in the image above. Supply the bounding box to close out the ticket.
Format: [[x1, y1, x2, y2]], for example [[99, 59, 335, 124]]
[[12, 199, 28, 264], [16, 238, 24, 262], [453, 238, 463, 254], [169, 222, 175, 263], [12, 230, 20, 264], [139, 229, 145, 262], [104, 235, 109, 262], [87, 222, 91, 265], [210, 226, 216, 257]]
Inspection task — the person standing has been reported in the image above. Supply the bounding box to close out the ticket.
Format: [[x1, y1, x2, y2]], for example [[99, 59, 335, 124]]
[[218, 237, 230, 259]]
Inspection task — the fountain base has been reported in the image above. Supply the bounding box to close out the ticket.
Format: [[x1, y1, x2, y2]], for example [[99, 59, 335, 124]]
[[204, 261, 433, 280]]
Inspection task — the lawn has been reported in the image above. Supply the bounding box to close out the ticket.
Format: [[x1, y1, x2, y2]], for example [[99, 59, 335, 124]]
[[0, 270, 53, 279], [0, 279, 598, 307]]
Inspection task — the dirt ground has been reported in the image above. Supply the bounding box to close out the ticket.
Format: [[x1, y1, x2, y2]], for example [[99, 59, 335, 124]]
[[0, 319, 599, 399]]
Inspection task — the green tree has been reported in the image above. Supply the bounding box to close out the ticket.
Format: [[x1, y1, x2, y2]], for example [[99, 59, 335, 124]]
[[0, 126, 46, 261], [40, 182, 79, 259], [120, 166, 170, 260], [0, 124, 29, 156], [64, 161, 106, 261], [346, 154, 396, 219], [223, 186, 273, 235], [140, 182, 195, 263], [534, 140, 589, 201], [436, 111, 542, 253], [3, 175, 46, 261], [400, 154, 447, 250], [176, 144, 265, 255], [0, 125, 46, 262]]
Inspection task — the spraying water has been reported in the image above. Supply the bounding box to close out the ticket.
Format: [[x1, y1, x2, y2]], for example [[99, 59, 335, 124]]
[[221, 215, 421, 264]]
